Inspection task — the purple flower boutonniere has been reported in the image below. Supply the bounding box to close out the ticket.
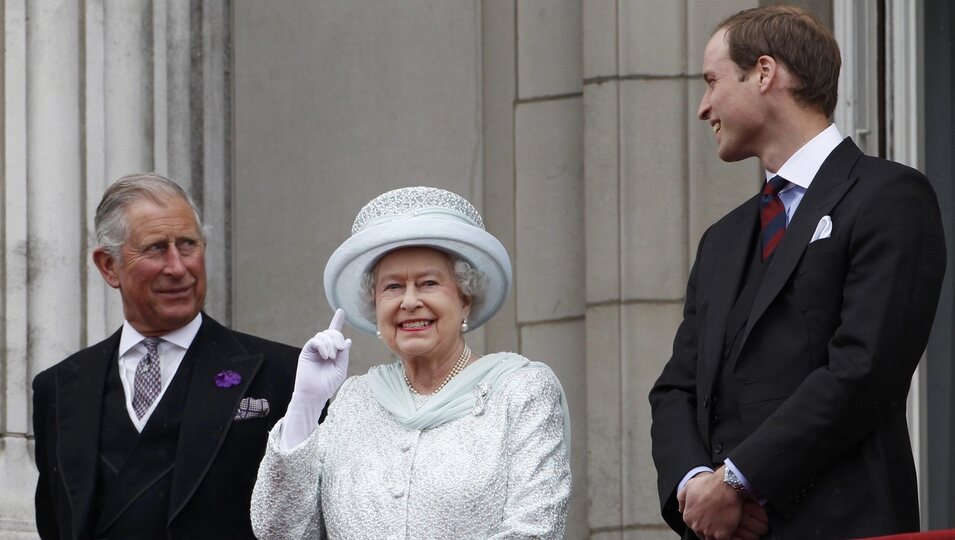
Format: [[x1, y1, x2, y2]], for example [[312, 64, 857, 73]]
[[215, 370, 242, 388]]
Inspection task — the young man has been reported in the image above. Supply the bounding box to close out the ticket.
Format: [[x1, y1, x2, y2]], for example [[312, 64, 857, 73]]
[[650, 6, 946, 539]]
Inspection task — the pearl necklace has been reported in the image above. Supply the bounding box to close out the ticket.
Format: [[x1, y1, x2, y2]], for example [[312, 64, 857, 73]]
[[404, 344, 471, 396]]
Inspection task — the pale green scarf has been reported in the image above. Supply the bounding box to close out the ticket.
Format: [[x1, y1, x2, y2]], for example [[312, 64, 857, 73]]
[[366, 352, 571, 454]]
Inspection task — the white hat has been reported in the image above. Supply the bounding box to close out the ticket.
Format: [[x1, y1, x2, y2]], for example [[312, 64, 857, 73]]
[[324, 186, 512, 335]]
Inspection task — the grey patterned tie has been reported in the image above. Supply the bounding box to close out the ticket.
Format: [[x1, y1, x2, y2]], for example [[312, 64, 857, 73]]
[[132, 337, 162, 418]]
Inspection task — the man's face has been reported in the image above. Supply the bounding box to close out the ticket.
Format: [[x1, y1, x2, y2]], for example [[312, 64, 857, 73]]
[[94, 196, 207, 336], [697, 28, 766, 162]]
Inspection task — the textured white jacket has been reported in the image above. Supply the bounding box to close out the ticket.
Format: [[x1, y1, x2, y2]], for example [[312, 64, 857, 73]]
[[251, 362, 570, 539]]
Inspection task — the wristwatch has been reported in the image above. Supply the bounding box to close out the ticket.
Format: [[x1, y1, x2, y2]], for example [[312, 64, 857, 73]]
[[723, 467, 749, 498]]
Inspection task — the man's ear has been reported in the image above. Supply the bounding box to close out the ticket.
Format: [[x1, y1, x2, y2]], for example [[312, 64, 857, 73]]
[[92, 247, 122, 289], [755, 54, 777, 91]]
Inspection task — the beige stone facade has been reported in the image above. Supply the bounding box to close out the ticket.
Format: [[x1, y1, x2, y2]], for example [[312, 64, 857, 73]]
[[7, 1, 949, 538]]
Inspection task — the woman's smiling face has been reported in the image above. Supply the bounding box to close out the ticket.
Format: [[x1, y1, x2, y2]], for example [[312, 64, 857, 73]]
[[373, 247, 471, 363]]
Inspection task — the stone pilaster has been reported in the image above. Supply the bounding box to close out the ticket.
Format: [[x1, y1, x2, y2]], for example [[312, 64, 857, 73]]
[[0, 1, 231, 535], [582, 1, 759, 537]]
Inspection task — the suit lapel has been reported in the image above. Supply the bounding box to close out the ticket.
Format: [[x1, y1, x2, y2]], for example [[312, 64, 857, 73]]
[[168, 315, 264, 522], [740, 139, 863, 347], [56, 329, 119, 539], [701, 198, 760, 382]]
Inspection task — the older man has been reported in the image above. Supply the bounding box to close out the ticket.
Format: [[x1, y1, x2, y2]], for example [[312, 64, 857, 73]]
[[33, 173, 299, 539]]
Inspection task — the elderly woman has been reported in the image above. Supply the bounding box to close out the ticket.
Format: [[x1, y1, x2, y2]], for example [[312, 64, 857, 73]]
[[251, 187, 571, 539]]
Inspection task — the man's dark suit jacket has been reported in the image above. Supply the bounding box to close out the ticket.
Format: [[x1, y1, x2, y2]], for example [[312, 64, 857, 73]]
[[649, 139, 947, 539], [33, 314, 298, 539]]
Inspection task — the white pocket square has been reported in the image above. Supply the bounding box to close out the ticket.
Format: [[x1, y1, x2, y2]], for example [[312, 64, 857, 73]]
[[810, 215, 832, 243]]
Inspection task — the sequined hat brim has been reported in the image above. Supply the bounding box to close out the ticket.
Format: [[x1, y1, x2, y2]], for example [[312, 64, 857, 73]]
[[323, 216, 512, 335]]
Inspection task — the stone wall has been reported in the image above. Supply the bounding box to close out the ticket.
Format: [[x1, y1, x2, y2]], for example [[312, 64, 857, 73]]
[[0, 1, 230, 536], [583, 1, 758, 536], [0, 1, 766, 537]]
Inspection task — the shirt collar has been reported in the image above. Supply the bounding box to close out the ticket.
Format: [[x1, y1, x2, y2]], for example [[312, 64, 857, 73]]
[[765, 123, 844, 189], [118, 313, 203, 356]]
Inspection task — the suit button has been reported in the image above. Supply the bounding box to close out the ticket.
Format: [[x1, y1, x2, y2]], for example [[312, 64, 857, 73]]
[[713, 415, 720, 425], [714, 443, 724, 454]]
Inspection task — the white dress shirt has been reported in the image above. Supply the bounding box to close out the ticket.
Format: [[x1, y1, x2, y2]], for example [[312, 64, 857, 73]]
[[679, 124, 845, 501], [769, 123, 844, 225], [117, 313, 202, 432]]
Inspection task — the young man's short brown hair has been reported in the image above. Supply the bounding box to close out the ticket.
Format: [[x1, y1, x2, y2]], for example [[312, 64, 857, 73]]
[[718, 5, 841, 118]]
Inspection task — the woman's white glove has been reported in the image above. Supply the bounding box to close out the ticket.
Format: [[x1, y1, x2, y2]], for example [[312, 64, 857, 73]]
[[294, 308, 351, 398], [280, 309, 352, 450]]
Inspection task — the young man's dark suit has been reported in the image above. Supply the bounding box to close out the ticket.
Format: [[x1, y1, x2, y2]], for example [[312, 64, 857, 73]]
[[650, 138, 946, 538], [33, 314, 298, 539]]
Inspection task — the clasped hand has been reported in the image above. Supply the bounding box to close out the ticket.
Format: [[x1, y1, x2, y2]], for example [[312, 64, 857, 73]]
[[678, 467, 769, 540], [294, 308, 351, 403]]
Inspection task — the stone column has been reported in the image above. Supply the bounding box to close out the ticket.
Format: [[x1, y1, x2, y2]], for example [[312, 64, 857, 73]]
[[2, 2, 83, 535], [511, 1, 589, 537], [0, 1, 230, 535], [583, 1, 759, 537]]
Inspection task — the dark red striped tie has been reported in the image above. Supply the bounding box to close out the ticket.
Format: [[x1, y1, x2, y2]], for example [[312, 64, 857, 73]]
[[760, 175, 789, 261]]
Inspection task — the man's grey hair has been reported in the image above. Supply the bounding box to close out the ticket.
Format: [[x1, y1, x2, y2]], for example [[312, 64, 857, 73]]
[[358, 254, 486, 324], [94, 172, 205, 261]]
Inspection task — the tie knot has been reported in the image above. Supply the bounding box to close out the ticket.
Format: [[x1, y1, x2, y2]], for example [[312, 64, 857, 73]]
[[142, 337, 161, 355], [763, 175, 788, 196]]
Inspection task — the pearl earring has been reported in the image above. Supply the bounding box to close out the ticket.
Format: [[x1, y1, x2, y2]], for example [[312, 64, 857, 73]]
[[376, 329, 382, 339], [461, 319, 469, 332]]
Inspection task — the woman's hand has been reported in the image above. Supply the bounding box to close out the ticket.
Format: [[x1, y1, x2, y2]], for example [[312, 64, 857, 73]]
[[280, 309, 352, 451], [294, 308, 352, 402]]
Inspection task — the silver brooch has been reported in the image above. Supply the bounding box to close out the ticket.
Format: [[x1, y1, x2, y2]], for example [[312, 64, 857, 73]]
[[471, 382, 490, 416]]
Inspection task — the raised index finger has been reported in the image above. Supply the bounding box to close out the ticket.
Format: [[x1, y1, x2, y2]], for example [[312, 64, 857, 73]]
[[328, 308, 345, 332]]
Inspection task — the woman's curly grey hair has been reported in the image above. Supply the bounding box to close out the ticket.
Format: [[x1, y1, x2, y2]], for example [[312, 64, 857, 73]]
[[359, 254, 486, 325]]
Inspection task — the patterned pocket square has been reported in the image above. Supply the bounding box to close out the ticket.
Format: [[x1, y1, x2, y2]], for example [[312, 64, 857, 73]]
[[234, 397, 270, 420]]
